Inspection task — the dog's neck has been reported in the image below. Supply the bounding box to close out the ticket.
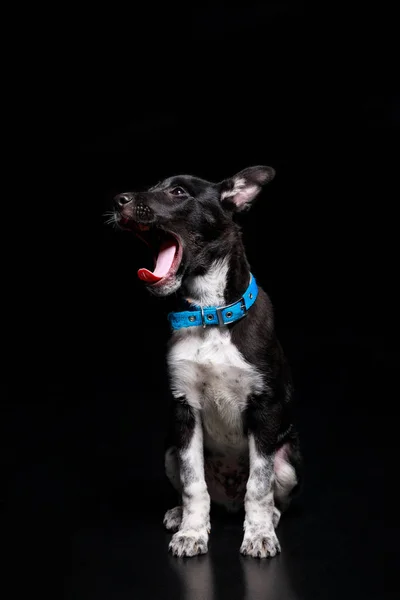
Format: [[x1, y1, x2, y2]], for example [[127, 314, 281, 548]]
[[183, 251, 250, 308]]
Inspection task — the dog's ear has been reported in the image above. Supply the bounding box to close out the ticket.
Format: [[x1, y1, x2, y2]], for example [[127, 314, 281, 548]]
[[219, 166, 275, 212]]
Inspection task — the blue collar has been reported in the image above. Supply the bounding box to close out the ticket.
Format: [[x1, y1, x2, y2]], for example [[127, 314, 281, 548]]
[[168, 274, 258, 330]]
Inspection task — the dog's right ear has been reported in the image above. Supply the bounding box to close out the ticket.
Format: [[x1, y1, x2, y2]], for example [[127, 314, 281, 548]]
[[219, 166, 275, 212]]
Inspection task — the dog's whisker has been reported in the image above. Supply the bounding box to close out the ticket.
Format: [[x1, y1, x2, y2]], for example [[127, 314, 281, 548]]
[[104, 214, 118, 226]]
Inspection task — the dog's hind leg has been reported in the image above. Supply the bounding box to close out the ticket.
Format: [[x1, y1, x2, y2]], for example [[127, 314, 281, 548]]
[[165, 446, 181, 493], [164, 446, 183, 531], [163, 506, 182, 532], [273, 434, 302, 527]]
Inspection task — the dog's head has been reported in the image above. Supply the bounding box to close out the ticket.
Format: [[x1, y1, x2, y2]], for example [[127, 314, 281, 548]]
[[112, 166, 275, 296]]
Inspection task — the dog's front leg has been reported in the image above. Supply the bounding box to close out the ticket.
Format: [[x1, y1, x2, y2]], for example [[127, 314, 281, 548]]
[[169, 400, 210, 557], [241, 400, 281, 558]]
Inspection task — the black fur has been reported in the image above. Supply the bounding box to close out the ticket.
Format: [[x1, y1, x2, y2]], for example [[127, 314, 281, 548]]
[[167, 398, 195, 451]]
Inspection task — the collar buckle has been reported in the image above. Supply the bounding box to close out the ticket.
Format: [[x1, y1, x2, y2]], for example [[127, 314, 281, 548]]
[[239, 296, 247, 315], [216, 306, 225, 326], [200, 306, 206, 328], [215, 296, 247, 326]]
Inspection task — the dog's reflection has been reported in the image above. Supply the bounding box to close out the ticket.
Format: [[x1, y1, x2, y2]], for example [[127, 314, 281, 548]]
[[241, 553, 298, 600], [169, 553, 215, 600], [169, 547, 298, 600]]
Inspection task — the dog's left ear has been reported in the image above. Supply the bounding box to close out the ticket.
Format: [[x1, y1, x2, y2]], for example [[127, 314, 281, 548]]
[[219, 166, 275, 212]]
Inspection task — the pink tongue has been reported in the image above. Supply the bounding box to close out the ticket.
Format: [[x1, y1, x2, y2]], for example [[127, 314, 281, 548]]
[[137, 239, 177, 283]]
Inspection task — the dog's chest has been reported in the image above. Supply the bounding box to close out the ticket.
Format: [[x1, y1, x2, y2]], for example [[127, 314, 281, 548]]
[[168, 328, 264, 449]]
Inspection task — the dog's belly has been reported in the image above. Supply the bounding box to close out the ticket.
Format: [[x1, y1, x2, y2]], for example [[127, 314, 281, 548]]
[[204, 450, 249, 511], [199, 361, 251, 509], [200, 367, 250, 509]]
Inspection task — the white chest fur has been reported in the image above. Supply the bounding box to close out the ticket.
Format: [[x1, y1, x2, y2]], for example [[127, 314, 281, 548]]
[[167, 327, 265, 452]]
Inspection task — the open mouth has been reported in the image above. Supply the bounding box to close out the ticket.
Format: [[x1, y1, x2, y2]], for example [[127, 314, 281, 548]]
[[119, 217, 183, 285]]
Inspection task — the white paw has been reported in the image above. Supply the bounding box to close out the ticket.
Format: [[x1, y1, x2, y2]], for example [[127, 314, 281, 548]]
[[240, 530, 281, 558], [163, 506, 182, 532], [169, 529, 209, 557]]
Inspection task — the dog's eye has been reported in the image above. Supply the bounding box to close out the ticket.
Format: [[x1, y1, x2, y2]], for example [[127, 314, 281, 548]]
[[170, 186, 186, 196]]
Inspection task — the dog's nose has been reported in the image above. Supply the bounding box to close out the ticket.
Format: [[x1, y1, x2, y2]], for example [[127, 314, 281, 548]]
[[113, 193, 133, 207]]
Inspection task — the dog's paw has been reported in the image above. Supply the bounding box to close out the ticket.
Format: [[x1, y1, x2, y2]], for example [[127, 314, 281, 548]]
[[163, 506, 182, 532], [169, 529, 209, 557], [240, 530, 281, 558]]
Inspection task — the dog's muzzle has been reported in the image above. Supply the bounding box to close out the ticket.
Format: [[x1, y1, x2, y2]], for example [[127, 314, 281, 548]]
[[113, 194, 154, 224]]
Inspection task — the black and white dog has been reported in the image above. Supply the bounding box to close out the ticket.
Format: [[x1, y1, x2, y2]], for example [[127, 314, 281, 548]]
[[112, 166, 302, 558]]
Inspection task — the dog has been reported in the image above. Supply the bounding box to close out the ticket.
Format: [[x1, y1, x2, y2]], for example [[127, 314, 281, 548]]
[[112, 165, 302, 558]]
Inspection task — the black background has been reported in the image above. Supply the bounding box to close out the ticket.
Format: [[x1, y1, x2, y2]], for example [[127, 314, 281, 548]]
[[5, 4, 398, 598]]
